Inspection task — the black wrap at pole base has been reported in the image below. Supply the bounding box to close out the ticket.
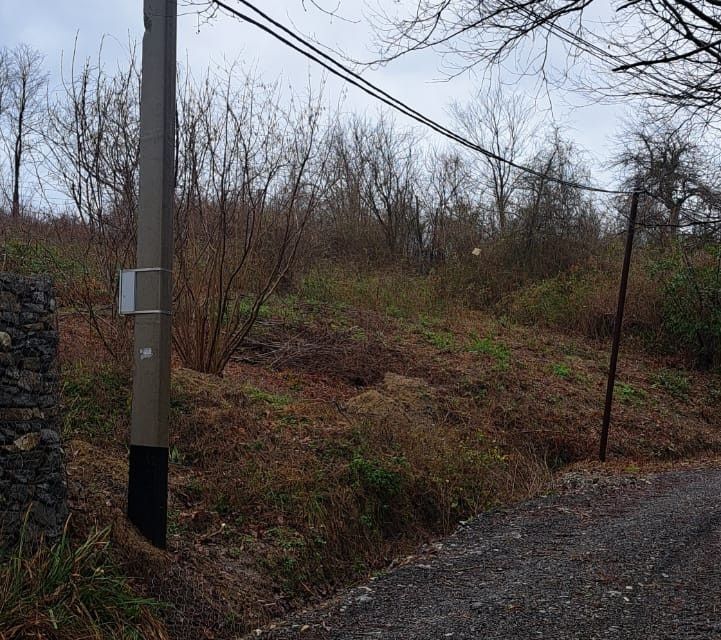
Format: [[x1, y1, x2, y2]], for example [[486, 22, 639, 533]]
[[128, 445, 168, 549]]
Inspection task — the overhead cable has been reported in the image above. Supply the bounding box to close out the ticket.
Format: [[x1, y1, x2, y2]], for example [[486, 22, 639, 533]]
[[212, 0, 638, 196]]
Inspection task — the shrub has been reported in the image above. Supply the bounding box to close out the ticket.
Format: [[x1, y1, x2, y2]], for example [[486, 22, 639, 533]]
[[506, 248, 663, 342], [660, 246, 721, 369], [505, 244, 720, 368], [350, 454, 405, 498]]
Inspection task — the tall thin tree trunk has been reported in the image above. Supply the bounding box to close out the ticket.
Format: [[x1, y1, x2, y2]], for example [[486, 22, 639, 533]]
[[12, 136, 21, 217], [11, 82, 26, 218]]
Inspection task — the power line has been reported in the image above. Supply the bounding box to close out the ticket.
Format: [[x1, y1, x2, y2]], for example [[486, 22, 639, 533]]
[[211, 0, 637, 196], [503, 1, 695, 101], [214, 0, 721, 229]]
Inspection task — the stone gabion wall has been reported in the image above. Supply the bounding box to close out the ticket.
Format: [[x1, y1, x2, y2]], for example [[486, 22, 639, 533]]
[[0, 273, 67, 547]]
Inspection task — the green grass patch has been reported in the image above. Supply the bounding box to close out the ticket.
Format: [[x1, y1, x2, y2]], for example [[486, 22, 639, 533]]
[[350, 454, 406, 498], [551, 362, 572, 379], [422, 329, 456, 351], [468, 336, 511, 370], [61, 364, 130, 437], [244, 385, 291, 409], [617, 382, 646, 404], [652, 369, 691, 400], [0, 528, 167, 639], [224, 296, 271, 325], [1, 238, 84, 278]]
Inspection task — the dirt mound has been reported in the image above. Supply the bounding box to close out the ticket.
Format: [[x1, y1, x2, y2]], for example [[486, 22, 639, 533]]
[[345, 373, 437, 426]]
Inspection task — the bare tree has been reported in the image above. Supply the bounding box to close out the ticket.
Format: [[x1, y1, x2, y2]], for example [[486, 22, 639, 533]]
[[1, 45, 46, 217], [316, 115, 423, 263], [313, 118, 383, 263], [424, 148, 480, 265], [172, 66, 331, 373], [360, 116, 422, 260], [0, 49, 8, 122], [614, 112, 720, 242], [512, 128, 601, 277], [365, 1, 721, 122], [43, 44, 141, 361], [450, 84, 536, 233], [0, 49, 8, 214]]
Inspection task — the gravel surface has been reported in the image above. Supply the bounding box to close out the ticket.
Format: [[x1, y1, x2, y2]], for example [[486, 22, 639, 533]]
[[252, 467, 721, 639]]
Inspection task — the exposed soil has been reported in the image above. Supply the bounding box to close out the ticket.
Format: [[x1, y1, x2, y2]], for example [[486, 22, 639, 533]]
[[258, 465, 721, 639]]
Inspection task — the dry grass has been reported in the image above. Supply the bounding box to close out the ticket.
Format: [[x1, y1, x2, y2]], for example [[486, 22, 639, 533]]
[[5, 150, 721, 640], [0, 525, 168, 640], [53, 281, 721, 639]]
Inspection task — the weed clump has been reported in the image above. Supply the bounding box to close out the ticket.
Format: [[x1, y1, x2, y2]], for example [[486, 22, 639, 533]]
[[468, 335, 511, 370], [551, 363, 572, 379], [0, 528, 167, 640], [652, 369, 691, 400]]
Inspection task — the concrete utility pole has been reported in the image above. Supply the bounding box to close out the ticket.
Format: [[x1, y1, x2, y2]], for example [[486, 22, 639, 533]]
[[127, 0, 177, 549]]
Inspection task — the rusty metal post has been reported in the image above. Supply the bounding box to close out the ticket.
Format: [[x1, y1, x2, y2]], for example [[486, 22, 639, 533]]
[[599, 190, 640, 462]]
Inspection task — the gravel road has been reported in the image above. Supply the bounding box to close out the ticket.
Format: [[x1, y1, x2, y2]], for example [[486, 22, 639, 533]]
[[255, 467, 721, 639]]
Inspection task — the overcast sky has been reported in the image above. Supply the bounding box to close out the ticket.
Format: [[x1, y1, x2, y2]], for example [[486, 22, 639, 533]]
[[0, 0, 627, 188]]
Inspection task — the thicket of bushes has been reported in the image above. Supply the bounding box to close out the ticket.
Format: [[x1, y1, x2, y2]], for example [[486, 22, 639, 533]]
[[503, 244, 721, 368], [2, 43, 720, 374], [3, 213, 721, 370]]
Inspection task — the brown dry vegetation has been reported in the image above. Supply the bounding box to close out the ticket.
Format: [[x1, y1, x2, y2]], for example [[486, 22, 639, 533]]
[[2, 31, 721, 640], [1, 223, 719, 639], [2, 54, 721, 635], [55, 276, 721, 639], [4, 209, 721, 640]]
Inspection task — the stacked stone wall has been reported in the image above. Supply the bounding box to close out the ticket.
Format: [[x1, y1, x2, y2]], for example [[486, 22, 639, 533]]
[[0, 273, 66, 547]]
